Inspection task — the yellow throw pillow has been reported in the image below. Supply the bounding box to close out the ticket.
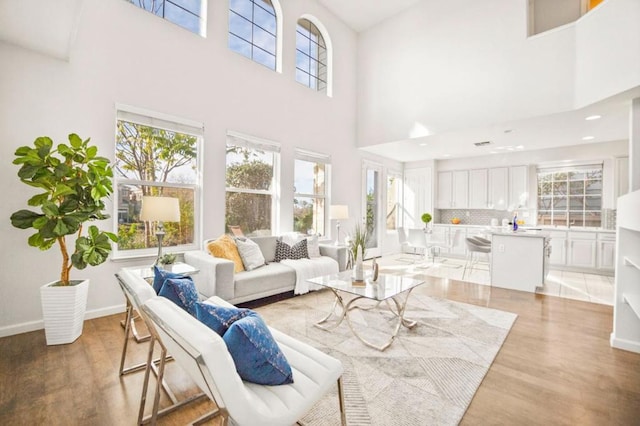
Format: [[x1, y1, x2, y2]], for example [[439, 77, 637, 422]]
[[207, 235, 245, 273]]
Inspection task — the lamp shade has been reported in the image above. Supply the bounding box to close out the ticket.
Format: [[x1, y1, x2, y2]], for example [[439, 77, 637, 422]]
[[330, 205, 349, 220], [140, 196, 181, 222]]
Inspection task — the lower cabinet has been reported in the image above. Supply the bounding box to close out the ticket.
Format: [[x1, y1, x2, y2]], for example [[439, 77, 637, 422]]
[[567, 232, 597, 269], [598, 234, 616, 270], [548, 231, 567, 266]]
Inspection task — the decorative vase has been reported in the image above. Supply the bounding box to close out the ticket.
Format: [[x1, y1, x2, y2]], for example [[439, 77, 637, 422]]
[[40, 279, 89, 345], [353, 245, 364, 281]]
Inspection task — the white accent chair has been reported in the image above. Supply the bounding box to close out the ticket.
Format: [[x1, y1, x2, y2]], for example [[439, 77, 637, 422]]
[[115, 269, 206, 425], [141, 295, 346, 426]]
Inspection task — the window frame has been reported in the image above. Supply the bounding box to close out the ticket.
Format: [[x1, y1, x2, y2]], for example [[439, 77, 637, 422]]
[[225, 131, 281, 236], [295, 15, 333, 97], [126, 0, 207, 37], [293, 149, 331, 236], [536, 163, 603, 228], [228, 0, 283, 72], [112, 105, 203, 260]]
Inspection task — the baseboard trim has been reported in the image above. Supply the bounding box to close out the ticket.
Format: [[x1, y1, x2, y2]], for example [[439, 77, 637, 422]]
[[610, 333, 640, 354], [0, 304, 126, 339]]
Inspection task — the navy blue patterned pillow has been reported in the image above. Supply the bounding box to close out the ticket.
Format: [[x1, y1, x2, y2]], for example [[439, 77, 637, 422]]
[[223, 313, 293, 386], [158, 277, 199, 316], [274, 238, 309, 262], [152, 265, 186, 294], [195, 302, 253, 336]]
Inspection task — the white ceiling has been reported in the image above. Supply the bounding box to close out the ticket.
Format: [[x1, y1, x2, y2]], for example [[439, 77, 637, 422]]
[[321, 0, 637, 163], [361, 86, 640, 162], [318, 0, 423, 33]]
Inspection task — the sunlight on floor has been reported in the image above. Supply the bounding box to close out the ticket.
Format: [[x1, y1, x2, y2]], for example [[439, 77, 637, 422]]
[[378, 254, 614, 306]]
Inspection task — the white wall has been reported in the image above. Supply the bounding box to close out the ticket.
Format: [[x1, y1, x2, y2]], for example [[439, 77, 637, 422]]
[[357, 0, 640, 147], [0, 0, 368, 335]]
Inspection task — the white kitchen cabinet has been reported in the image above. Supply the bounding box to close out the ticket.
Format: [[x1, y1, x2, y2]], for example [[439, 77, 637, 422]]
[[567, 232, 597, 269], [436, 170, 468, 209], [469, 169, 488, 208], [548, 231, 567, 266], [597, 233, 616, 270], [509, 165, 529, 210], [488, 167, 508, 210], [611, 189, 640, 354]]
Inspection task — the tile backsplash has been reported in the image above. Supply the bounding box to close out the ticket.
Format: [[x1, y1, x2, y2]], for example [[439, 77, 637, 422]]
[[437, 209, 533, 226], [601, 208, 617, 230]]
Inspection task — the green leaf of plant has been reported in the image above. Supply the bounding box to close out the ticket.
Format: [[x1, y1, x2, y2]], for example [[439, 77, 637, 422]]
[[52, 219, 69, 236], [17, 164, 39, 180], [32, 216, 48, 230], [86, 145, 97, 159], [10, 210, 42, 229], [14, 146, 32, 156], [34, 136, 53, 150], [68, 133, 82, 149], [27, 192, 50, 206], [41, 202, 59, 217], [53, 184, 75, 198]]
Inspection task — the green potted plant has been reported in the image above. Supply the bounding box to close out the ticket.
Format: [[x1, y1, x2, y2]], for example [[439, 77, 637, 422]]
[[158, 253, 177, 270], [348, 223, 369, 267], [421, 212, 433, 231], [10, 134, 117, 345]]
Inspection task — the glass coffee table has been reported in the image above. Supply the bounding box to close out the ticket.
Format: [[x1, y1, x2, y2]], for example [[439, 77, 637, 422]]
[[308, 270, 425, 351]]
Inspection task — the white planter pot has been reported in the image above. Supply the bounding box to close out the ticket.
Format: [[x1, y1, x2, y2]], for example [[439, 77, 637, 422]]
[[40, 279, 90, 345]]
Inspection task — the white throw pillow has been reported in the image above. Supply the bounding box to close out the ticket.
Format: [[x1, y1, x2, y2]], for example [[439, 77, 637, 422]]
[[307, 234, 321, 258], [281, 231, 304, 246], [235, 238, 266, 271]]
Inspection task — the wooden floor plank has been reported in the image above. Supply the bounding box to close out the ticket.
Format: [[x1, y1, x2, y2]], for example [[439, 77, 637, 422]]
[[1, 276, 639, 425]]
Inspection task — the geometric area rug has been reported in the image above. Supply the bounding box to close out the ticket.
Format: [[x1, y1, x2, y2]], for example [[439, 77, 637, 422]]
[[254, 290, 518, 426]]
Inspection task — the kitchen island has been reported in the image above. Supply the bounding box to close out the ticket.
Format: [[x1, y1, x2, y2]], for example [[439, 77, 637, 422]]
[[490, 229, 551, 292]]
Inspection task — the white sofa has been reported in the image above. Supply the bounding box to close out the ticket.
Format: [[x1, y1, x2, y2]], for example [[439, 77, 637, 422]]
[[185, 236, 348, 305]]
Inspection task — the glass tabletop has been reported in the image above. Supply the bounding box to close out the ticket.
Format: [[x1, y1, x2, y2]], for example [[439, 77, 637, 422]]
[[125, 262, 199, 280], [308, 270, 424, 301]]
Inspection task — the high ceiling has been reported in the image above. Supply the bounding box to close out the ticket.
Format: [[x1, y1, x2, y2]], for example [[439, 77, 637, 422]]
[[320, 0, 636, 162], [317, 0, 423, 32]]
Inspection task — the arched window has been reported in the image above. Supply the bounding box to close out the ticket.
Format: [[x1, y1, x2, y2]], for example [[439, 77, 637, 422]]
[[228, 0, 281, 71], [296, 18, 329, 94]]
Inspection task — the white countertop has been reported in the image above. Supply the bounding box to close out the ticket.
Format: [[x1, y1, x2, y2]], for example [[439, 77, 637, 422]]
[[433, 223, 615, 233], [488, 229, 551, 238]]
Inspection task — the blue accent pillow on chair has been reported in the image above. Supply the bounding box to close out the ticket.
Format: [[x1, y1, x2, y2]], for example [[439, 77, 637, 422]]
[[195, 302, 252, 336], [152, 265, 185, 294], [195, 302, 293, 385], [158, 277, 199, 316]]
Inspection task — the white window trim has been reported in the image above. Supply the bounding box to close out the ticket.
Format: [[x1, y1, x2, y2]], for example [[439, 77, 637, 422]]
[[294, 148, 331, 236], [112, 105, 203, 260], [226, 131, 281, 236], [298, 14, 333, 97]]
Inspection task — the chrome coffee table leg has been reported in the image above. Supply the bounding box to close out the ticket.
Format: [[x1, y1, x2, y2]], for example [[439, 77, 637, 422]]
[[315, 289, 348, 330]]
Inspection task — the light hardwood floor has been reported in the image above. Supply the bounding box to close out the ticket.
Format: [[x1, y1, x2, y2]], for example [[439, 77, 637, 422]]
[[1, 275, 639, 425]]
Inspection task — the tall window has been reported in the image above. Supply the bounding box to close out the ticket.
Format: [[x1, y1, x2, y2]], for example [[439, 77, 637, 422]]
[[228, 0, 278, 70], [386, 172, 402, 230], [537, 164, 603, 227], [296, 18, 327, 92], [114, 108, 201, 257], [127, 0, 205, 36], [226, 132, 279, 236], [294, 150, 330, 236]]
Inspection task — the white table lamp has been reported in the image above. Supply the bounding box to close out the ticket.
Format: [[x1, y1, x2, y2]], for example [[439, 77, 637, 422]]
[[140, 196, 181, 264], [330, 205, 349, 246]]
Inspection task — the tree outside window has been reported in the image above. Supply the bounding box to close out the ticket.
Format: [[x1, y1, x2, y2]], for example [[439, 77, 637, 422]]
[[225, 137, 278, 236], [115, 117, 200, 254], [537, 166, 602, 227], [293, 157, 328, 236]]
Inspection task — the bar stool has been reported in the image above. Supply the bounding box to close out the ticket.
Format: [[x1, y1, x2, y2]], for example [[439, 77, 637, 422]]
[[463, 237, 491, 280]]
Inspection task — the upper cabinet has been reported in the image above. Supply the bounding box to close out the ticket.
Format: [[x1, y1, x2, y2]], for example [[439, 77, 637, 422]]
[[488, 167, 508, 210], [437, 165, 529, 211], [509, 165, 529, 210], [436, 170, 468, 209], [469, 169, 488, 209]]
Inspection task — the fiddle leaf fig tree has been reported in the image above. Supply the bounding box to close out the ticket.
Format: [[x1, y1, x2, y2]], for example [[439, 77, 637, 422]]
[[10, 134, 118, 285]]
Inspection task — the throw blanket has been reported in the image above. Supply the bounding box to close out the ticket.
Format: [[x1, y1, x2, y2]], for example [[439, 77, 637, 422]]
[[281, 256, 339, 295]]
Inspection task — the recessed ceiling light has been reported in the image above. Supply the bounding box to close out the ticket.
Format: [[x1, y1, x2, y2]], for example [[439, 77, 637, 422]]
[[585, 115, 601, 121], [582, 136, 595, 140], [516, 145, 524, 149], [441, 154, 451, 158], [419, 143, 427, 146]]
